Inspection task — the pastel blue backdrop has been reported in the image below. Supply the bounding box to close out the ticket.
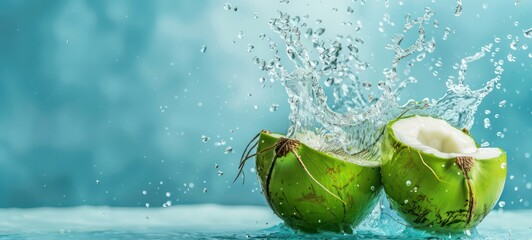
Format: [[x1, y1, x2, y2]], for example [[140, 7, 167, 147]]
[[0, 0, 530, 209]]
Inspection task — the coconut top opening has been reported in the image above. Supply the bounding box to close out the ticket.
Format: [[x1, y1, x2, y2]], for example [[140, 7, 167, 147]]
[[391, 115, 502, 159]]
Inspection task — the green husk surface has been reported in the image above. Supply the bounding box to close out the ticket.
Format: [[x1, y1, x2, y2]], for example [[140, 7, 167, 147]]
[[254, 130, 382, 233], [381, 116, 507, 232]]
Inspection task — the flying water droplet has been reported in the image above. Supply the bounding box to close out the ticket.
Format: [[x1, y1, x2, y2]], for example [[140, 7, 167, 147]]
[[223, 3, 232, 11], [201, 135, 209, 142], [362, 81, 372, 90], [269, 104, 279, 112], [483, 118, 491, 128], [406, 180, 412, 186], [443, 27, 451, 40], [224, 146, 233, 154], [524, 28, 532, 38], [347, 6, 354, 14], [455, 0, 463, 16], [498, 100, 507, 107], [247, 44, 255, 52], [217, 171, 224, 176], [200, 45, 207, 53]]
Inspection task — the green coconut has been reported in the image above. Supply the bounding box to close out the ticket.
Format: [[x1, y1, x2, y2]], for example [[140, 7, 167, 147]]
[[381, 115, 507, 232], [237, 130, 382, 233]]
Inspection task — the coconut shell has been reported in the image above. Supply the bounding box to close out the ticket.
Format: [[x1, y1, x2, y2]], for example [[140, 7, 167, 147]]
[[381, 116, 507, 232], [255, 131, 382, 233]]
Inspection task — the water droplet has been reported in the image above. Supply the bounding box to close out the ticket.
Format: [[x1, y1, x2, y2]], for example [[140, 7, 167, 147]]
[[443, 27, 451, 40], [377, 81, 386, 90], [200, 45, 207, 53], [269, 104, 279, 112], [215, 139, 226, 146], [510, 175, 515, 180], [362, 81, 372, 90], [142, 190, 147, 195], [347, 7, 354, 14], [217, 171, 224, 176], [454, 0, 463, 16], [514, 186, 519, 191], [324, 77, 335, 87], [247, 44, 255, 52], [314, 28, 325, 36], [485, 109, 491, 115], [524, 28, 532, 38], [507, 54, 516, 62], [237, 31, 244, 39], [159, 105, 168, 113], [223, 3, 232, 11], [224, 146, 233, 154], [145, 203, 150, 208], [203, 188, 208, 193], [370, 186, 376, 191], [483, 118, 491, 128], [404, 199, 409, 204], [526, 182, 531, 189], [214, 163, 219, 169], [494, 37, 501, 43], [201, 135, 209, 142], [163, 200, 172, 207], [525, 152, 530, 158], [416, 52, 426, 62], [498, 201, 505, 208], [501, 163, 507, 169], [406, 180, 412, 186], [95, 179, 100, 184], [498, 100, 507, 107]]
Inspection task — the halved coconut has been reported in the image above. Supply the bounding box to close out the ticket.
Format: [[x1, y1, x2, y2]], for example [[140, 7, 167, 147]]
[[241, 130, 381, 233], [381, 115, 507, 232]]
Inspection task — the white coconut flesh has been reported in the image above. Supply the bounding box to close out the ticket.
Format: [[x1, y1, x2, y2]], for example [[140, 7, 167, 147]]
[[391, 115, 502, 159]]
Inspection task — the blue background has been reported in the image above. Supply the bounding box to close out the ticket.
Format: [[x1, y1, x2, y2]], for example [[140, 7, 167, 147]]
[[0, 0, 530, 209]]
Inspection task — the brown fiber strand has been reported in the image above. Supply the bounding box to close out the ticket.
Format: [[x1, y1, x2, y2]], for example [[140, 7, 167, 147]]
[[416, 149, 447, 183]]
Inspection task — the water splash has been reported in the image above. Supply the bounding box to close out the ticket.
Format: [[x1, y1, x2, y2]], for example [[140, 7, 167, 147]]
[[254, 8, 501, 164]]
